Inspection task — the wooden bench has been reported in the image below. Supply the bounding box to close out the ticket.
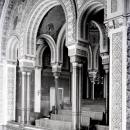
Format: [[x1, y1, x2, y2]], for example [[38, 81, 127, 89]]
[[58, 110, 103, 120], [35, 118, 72, 130], [51, 114, 90, 127]]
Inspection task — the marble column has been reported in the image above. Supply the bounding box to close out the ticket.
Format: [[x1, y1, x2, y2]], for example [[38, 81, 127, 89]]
[[34, 67, 42, 112], [53, 72, 60, 114], [26, 72, 31, 125], [71, 62, 82, 130], [21, 71, 27, 124]]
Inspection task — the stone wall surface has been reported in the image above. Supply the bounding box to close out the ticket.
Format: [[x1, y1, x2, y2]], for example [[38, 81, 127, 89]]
[[0, 65, 3, 124]]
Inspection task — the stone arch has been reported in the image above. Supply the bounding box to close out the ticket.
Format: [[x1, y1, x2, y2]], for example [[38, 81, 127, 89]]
[[93, 45, 99, 70], [91, 20, 107, 53], [36, 43, 47, 67], [6, 35, 19, 62], [22, 0, 76, 57], [78, 1, 106, 52], [87, 45, 93, 70], [57, 23, 66, 64], [38, 34, 56, 64], [78, 1, 103, 36]]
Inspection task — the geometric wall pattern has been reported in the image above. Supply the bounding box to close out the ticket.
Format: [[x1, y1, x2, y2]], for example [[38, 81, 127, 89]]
[[111, 32, 122, 130]]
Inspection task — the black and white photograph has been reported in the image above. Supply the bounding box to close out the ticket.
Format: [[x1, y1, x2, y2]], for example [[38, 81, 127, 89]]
[[0, 0, 129, 130]]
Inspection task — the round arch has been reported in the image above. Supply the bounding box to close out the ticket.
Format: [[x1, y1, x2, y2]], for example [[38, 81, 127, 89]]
[[78, 1, 108, 54], [91, 20, 107, 53], [35, 43, 47, 67], [78, 1, 103, 37], [87, 45, 93, 70], [38, 34, 56, 64], [57, 23, 66, 64], [22, 0, 76, 57], [6, 35, 19, 62]]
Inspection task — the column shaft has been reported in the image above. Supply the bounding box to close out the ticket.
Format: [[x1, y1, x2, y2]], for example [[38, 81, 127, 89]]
[[105, 72, 109, 125], [72, 63, 82, 130], [34, 68, 42, 112], [21, 72, 27, 124], [86, 76, 89, 99], [92, 80, 95, 100], [103, 75, 106, 98], [54, 75, 59, 114], [27, 72, 31, 125]]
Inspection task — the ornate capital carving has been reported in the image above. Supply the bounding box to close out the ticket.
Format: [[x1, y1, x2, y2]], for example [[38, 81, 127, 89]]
[[88, 70, 97, 83], [70, 55, 84, 64], [52, 63, 62, 74]]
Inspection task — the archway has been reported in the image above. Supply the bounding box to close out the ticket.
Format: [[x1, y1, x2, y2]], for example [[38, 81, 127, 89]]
[[4, 35, 19, 124], [78, 1, 109, 127]]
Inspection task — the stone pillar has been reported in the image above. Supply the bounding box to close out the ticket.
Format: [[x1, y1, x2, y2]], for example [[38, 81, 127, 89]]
[[34, 67, 42, 112], [103, 75, 106, 98], [101, 55, 109, 125], [105, 70, 109, 125], [86, 76, 89, 99], [106, 0, 128, 129], [106, 19, 127, 129], [52, 64, 62, 114], [71, 62, 82, 130], [103, 63, 109, 125], [89, 71, 97, 100], [21, 71, 27, 124], [3, 62, 17, 124], [53, 72, 60, 114], [26, 72, 31, 125]]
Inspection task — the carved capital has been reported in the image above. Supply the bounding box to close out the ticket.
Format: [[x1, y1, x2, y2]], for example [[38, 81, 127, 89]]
[[52, 63, 62, 74], [19, 59, 35, 68], [100, 53, 109, 65], [88, 70, 97, 82], [70, 55, 84, 64]]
